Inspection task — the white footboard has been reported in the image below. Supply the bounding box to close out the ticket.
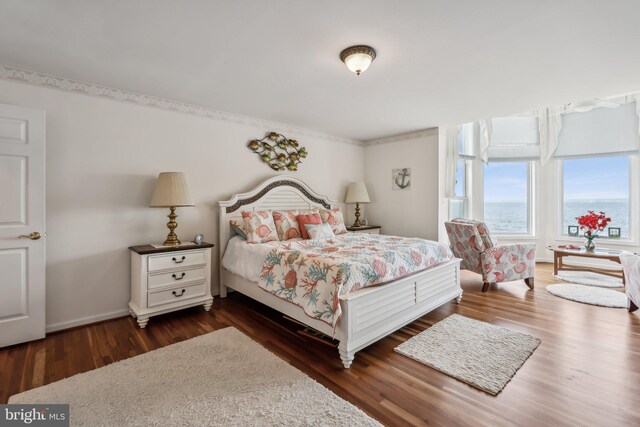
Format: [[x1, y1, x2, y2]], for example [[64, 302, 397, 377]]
[[221, 259, 462, 368], [336, 259, 462, 367]]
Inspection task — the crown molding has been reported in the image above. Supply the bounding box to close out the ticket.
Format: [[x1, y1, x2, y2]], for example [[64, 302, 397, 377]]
[[0, 65, 363, 146], [363, 127, 439, 146]]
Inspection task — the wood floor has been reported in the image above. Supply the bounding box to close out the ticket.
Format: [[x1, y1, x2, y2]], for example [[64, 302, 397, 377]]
[[1, 263, 639, 426]]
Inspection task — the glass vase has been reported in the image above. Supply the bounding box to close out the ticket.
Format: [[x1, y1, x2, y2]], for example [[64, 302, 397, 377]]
[[584, 235, 596, 251]]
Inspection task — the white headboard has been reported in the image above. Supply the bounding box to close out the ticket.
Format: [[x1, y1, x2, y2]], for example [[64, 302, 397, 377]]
[[218, 175, 336, 267]]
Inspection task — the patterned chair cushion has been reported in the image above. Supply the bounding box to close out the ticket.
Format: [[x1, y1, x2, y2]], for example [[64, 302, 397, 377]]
[[481, 243, 536, 283], [445, 219, 535, 284], [451, 218, 496, 249]]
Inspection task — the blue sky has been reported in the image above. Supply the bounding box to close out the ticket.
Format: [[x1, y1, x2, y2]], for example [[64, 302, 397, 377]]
[[483, 157, 629, 203]]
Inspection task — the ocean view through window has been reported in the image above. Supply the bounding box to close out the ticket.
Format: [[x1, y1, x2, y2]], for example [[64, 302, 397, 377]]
[[563, 156, 630, 238], [484, 162, 530, 234]]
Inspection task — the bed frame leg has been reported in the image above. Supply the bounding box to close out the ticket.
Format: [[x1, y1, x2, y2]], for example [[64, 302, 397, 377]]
[[455, 291, 463, 304], [338, 345, 354, 369], [220, 283, 227, 298]]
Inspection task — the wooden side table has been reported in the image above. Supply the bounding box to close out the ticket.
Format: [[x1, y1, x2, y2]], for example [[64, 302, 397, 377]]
[[128, 242, 214, 328], [346, 225, 381, 234], [550, 246, 626, 284]]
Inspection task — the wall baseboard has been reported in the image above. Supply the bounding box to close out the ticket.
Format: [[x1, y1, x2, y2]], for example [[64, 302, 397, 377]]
[[46, 309, 130, 333]]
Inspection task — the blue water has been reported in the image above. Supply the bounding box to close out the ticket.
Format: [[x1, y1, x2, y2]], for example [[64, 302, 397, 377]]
[[484, 201, 629, 237]]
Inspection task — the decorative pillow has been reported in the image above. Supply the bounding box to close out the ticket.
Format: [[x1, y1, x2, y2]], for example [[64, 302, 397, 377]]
[[297, 213, 322, 239], [320, 208, 348, 235], [272, 210, 302, 240], [241, 210, 278, 243], [229, 218, 247, 240], [305, 223, 335, 240]]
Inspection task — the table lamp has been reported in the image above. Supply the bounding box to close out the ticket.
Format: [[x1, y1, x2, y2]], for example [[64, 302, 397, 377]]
[[345, 182, 370, 227], [150, 172, 195, 246]]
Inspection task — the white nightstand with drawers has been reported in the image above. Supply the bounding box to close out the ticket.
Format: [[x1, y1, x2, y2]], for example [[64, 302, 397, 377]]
[[129, 242, 214, 328]]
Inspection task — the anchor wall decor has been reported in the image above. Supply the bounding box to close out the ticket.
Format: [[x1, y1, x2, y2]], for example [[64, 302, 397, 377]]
[[392, 168, 412, 190]]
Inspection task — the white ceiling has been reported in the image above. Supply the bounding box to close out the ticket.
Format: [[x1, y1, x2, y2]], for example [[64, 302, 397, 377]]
[[2, 0, 640, 141]]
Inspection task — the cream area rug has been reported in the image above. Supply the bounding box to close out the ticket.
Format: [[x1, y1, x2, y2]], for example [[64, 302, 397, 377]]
[[394, 314, 540, 395], [10, 327, 381, 426], [555, 271, 623, 288], [546, 284, 627, 308]]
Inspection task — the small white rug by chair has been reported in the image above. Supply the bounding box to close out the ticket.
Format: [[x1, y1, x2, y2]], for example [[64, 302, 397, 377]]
[[394, 314, 540, 395], [547, 283, 627, 308], [555, 271, 623, 288], [10, 327, 380, 426]]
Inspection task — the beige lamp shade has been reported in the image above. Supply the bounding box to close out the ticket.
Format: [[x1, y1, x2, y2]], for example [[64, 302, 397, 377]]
[[345, 182, 371, 203], [150, 172, 195, 207]]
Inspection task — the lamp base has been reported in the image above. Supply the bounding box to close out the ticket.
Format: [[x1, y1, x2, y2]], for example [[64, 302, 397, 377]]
[[163, 207, 181, 246], [351, 202, 362, 227]]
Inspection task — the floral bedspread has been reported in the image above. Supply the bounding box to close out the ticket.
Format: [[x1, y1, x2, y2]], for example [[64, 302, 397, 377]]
[[258, 233, 453, 327]]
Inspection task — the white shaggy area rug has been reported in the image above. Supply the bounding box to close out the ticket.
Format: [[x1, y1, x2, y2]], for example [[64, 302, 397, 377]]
[[10, 327, 381, 426], [546, 283, 627, 308], [555, 271, 623, 288], [394, 314, 540, 395]]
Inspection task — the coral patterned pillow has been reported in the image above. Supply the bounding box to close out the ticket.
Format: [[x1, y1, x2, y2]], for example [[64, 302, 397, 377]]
[[320, 208, 348, 235], [272, 210, 302, 240], [229, 218, 247, 240], [297, 213, 322, 239], [241, 210, 278, 243]]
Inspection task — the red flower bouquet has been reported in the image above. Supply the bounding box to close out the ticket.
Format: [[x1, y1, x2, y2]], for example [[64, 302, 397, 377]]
[[576, 210, 611, 251]]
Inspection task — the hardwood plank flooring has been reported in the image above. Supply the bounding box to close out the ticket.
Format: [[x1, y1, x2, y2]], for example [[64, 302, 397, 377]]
[[1, 263, 639, 426]]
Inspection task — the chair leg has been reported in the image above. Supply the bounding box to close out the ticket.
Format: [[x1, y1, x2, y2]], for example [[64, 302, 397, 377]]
[[482, 282, 492, 292], [629, 298, 639, 313], [524, 277, 534, 290]]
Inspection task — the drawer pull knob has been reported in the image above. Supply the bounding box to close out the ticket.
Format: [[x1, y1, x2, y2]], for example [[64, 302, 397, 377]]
[[172, 256, 186, 264], [172, 272, 186, 280], [172, 289, 186, 297]]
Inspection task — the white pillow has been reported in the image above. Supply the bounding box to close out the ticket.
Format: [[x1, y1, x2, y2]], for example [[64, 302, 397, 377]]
[[305, 223, 335, 240]]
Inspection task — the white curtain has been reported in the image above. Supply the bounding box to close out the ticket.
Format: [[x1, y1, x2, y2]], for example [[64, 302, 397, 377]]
[[537, 107, 562, 165], [554, 101, 639, 158], [444, 126, 459, 198], [478, 119, 492, 163]]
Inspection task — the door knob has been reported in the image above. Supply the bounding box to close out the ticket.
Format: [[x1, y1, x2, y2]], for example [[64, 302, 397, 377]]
[[19, 232, 41, 240]]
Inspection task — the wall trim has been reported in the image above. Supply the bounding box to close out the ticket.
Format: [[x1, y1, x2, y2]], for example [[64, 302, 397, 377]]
[[0, 64, 362, 146], [363, 127, 439, 146], [46, 308, 130, 333]]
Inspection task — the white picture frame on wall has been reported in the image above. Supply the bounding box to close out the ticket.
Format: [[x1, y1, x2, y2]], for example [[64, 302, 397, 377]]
[[392, 168, 411, 191]]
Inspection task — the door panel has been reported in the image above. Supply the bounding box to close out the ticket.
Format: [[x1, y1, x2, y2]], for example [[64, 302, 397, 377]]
[[0, 103, 45, 347], [0, 249, 27, 319], [0, 117, 27, 144], [0, 156, 26, 224]]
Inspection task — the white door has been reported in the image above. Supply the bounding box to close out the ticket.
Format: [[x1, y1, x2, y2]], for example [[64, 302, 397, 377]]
[[0, 103, 46, 347]]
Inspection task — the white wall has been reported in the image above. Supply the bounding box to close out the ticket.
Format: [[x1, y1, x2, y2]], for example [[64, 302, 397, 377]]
[[0, 79, 365, 331], [363, 129, 439, 239]]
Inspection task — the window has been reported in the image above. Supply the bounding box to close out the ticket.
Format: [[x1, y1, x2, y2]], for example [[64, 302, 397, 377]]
[[449, 123, 474, 219], [449, 159, 467, 219], [563, 156, 630, 238], [483, 162, 530, 234]]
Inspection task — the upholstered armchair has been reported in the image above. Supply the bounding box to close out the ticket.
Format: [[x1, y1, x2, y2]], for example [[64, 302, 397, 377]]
[[620, 252, 640, 312], [445, 219, 536, 292]]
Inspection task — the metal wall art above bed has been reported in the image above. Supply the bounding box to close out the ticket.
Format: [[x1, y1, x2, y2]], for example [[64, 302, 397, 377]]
[[248, 132, 308, 171]]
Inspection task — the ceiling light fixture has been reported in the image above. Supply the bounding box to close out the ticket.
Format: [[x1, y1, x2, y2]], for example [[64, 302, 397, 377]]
[[340, 45, 376, 76]]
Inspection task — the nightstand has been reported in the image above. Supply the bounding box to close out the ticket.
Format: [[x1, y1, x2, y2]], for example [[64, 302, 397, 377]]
[[346, 225, 381, 234], [128, 242, 214, 328]]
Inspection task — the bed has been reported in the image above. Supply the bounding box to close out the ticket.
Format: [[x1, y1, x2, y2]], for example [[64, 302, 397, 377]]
[[218, 176, 462, 368]]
